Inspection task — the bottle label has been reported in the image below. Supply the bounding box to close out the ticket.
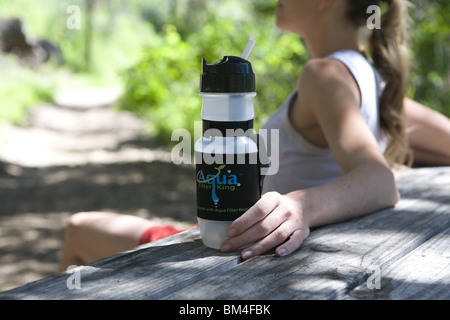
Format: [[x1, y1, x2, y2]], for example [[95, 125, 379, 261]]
[[196, 153, 261, 221]]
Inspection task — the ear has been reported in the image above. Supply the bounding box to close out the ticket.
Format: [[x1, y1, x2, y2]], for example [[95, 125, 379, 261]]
[[318, 0, 337, 10]]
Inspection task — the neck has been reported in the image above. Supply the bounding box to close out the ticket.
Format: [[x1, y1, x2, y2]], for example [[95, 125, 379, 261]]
[[302, 18, 361, 58]]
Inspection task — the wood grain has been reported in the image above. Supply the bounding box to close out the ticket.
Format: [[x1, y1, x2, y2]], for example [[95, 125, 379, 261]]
[[1, 167, 449, 300]]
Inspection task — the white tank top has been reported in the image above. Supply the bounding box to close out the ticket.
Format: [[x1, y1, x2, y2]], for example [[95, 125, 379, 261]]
[[262, 50, 387, 194]]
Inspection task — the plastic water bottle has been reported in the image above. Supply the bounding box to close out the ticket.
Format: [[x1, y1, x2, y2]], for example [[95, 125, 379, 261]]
[[195, 39, 262, 249]]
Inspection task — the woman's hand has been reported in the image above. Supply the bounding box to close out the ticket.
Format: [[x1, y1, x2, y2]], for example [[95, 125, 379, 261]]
[[220, 191, 310, 260]]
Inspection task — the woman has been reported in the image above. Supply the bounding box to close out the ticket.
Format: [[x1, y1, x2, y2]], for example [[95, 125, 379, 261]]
[[59, 0, 450, 271]]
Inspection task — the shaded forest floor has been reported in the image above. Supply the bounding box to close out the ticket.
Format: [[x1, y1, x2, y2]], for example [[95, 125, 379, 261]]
[[0, 87, 196, 292]]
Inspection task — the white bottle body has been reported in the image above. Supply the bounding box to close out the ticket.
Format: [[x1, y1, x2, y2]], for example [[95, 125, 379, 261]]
[[196, 93, 260, 249], [200, 92, 256, 122]]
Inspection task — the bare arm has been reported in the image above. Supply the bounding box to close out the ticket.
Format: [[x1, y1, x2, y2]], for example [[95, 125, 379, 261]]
[[404, 98, 450, 166], [221, 59, 399, 259]]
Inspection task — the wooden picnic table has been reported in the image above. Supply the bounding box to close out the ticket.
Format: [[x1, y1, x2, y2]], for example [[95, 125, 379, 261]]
[[1, 166, 449, 301]]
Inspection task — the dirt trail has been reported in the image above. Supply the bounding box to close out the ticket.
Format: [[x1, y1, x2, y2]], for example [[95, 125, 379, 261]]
[[0, 87, 196, 292]]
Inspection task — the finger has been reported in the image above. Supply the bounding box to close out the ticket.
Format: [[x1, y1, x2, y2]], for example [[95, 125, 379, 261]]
[[221, 205, 287, 252], [226, 192, 281, 238], [275, 227, 310, 257], [240, 221, 295, 260]]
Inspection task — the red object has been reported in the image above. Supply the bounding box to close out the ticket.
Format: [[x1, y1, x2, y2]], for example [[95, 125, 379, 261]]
[[138, 224, 199, 245], [138, 225, 184, 245]]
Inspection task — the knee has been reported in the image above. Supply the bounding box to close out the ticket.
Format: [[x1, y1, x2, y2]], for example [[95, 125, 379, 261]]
[[60, 212, 99, 271], [68, 211, 89, 227], [66, 211, 99, 233]]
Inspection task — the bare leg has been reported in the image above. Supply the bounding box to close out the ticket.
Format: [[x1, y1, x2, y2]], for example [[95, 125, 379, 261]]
[[58, 211, 157, 272]]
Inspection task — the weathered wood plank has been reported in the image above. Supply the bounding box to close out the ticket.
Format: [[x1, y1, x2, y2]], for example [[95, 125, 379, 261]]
[[165, 206, 450, 299], [1, 167, 449, 300], [395, 167, 450, 203], [165, 169, 450, 299], [0, 228, 238, 300], [348, 226, 450, 300]]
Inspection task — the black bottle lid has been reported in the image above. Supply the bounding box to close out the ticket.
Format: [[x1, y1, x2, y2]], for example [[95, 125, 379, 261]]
[[200, 56, 255, 93]]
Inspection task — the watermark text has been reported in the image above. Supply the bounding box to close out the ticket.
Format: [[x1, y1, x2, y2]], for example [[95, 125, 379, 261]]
[[66, 265, 82, 290], [66, 5, 81, 30], [367, 5, 381, 30], [171, 121, 279, 176]]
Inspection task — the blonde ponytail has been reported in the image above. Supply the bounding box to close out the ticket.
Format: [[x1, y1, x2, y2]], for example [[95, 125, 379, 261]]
[[347, 0, 411, 165]]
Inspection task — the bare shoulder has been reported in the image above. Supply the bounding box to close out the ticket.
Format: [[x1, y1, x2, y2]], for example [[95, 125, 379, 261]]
[[290, 58, 361, 147], [298, 58, 359, 99]]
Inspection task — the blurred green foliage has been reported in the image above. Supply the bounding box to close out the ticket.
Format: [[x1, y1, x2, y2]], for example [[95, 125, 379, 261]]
[[0, 0, 449, 142], [0, 56, 55, 124], [0, 0, 155, 124], [118, 0, 450, 143], [408, 0, 450, 115], [119, 0, 307, 142]]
